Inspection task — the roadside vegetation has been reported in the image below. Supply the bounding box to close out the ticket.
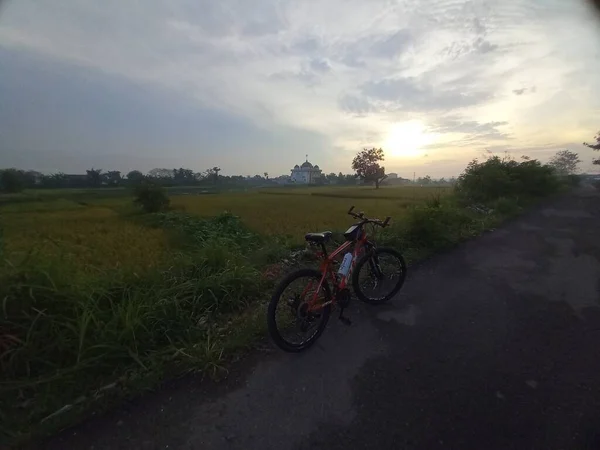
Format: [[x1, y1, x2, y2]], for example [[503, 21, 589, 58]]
[[0, 150, 584, 445]]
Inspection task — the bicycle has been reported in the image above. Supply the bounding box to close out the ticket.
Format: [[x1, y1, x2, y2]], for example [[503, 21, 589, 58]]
[[267, 206, 407, 352]]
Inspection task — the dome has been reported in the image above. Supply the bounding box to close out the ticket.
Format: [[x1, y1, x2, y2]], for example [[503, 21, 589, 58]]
[[314, 165, 320, 169], [294, 165, 300, 169], [301, 161, 313, 169]]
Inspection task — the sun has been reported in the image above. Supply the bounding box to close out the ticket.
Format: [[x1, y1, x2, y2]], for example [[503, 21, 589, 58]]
[[383, 121, 436, 158]]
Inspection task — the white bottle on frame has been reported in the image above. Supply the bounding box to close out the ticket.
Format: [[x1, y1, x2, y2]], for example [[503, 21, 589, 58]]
[[338, 253, 353, 277]]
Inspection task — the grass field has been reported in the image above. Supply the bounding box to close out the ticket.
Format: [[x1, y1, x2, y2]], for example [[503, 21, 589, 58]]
[[172, 186, 449, 240], [1, 185, 450, 268]]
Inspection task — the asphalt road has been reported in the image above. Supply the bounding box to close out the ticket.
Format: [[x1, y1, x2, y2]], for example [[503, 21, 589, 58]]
[[39, 187, 600, 450]]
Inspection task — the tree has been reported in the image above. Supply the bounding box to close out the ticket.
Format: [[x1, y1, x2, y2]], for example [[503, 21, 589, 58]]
[[148, 168, 173, 180], [0, 169, 24, 193], [133, 182, 170, 213], [548, 150, 581, 176], [417, 175, 432, 185], [326, 172, 338, 184], [351, 147, 387, 189], [264, 172, 269, 180], [126, 170, 145, 184], [172, 168, 195, 185], [42, 172, 67, 188], [104, 170, 122, 186], [22, 170, 43, 187], [86, 168, 103, 187], [583, 131, 600, 165], [213, 167, 221, 183]]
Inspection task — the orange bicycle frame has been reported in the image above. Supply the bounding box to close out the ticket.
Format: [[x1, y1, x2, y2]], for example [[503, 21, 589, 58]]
[[305, 230, 370, 311]]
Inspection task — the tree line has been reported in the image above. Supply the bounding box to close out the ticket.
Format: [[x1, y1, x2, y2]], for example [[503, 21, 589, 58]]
[[0, 166, 366, 194], [2, 129, 597, 194]]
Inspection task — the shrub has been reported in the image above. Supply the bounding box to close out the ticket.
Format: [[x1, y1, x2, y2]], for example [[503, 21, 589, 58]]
[[133, 183, 170, 213], [490, 197, 521, 217], [455, 156, 560, 204], [0, 169, 24, 193], [403, 201, 478, 251]]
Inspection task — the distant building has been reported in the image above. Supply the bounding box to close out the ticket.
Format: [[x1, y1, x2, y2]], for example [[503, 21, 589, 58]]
[[387, 173, 398, 179], [290, 156, 323, 184]]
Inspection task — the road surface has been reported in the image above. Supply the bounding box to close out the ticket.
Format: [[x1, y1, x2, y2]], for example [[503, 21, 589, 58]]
[[39, 188, 600, 450]]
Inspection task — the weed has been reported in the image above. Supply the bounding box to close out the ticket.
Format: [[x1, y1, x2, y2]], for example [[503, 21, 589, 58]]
[[133, 183, 170, 213]]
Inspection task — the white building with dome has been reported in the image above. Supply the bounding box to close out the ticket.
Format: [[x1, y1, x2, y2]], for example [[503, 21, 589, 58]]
[[290, 157, 323, 184]]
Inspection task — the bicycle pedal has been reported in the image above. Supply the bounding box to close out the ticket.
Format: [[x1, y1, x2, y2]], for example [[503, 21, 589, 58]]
[[339, 316, 352, 326]]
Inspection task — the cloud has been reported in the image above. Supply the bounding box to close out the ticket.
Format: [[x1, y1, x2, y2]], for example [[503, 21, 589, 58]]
[[338, 94, 374, 116], [370, 30, 413, 58], [430, 117, 510, 140], [512, 86, 537, 96], [0, 0, 598, 176], [360, 77, 491, 112], [309, 58, 331, 73], [0, 48, 329, 174]]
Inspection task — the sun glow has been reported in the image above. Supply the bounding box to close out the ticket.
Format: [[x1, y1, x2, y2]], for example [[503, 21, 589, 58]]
[[383, 121, 437, 158]]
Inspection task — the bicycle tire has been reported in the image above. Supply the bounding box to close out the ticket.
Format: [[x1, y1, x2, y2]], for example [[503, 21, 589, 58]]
[[267, 268, 331, 352], [352, 247, 407, 304]]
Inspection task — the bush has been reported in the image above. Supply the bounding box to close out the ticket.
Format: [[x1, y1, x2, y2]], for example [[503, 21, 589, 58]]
[[403, 201, 478, 251], [133, 183, 170, 213], [0, 169, 24, 193], [455, 156, 560, 204], [490, 197, 521, 217]]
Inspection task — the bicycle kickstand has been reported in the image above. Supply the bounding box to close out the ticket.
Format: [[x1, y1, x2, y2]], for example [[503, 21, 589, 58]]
[[338, 308, 352, 326]]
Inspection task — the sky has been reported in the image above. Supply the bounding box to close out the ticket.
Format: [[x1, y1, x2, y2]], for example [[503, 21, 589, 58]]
[[1, 0, 599, 177]]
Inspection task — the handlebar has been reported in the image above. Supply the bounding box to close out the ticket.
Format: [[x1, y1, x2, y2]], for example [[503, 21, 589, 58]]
[[347, 205, 391, 228]]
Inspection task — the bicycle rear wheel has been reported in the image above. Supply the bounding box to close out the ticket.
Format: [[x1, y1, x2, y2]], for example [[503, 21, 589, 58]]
[[352, 247, 407, 304], [267, 268, 331, 352]]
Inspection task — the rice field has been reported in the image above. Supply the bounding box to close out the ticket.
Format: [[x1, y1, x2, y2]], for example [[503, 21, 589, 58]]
[[1, 201, 169, 274], [0, 185, 449, 270], [171, 185, 450, 239]]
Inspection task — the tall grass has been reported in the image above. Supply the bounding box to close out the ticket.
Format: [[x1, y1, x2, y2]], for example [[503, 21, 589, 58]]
[[0, 212, 281, 443]]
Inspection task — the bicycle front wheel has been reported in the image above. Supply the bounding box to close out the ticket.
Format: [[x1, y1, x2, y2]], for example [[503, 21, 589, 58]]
[[267, 269, 331, 352], [352, 247, 407, 304]]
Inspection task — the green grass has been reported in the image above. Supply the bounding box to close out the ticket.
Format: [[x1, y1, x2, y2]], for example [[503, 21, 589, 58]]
[[0, 211, 284, 444]]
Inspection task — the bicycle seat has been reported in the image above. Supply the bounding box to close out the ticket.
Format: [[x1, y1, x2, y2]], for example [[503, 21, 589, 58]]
[[304, 231, 332, 243]]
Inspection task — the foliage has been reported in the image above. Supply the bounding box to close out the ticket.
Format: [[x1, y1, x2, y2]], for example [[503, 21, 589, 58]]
[[490, 196, 522, 217], [417, 175, 432, 185], [126, 170, 145, 184], [402, 201, 480, 251], [548, 150, 581, 176], [0, 212, 271, 443], [583, 130, 600, 165], [104, 170, 122, 186], [454, 156, 560, 204], [86, 168, 103, 187], [0, 168, 25, 193], [352, 147, 387, 189], [133, 183, 170, 213]]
